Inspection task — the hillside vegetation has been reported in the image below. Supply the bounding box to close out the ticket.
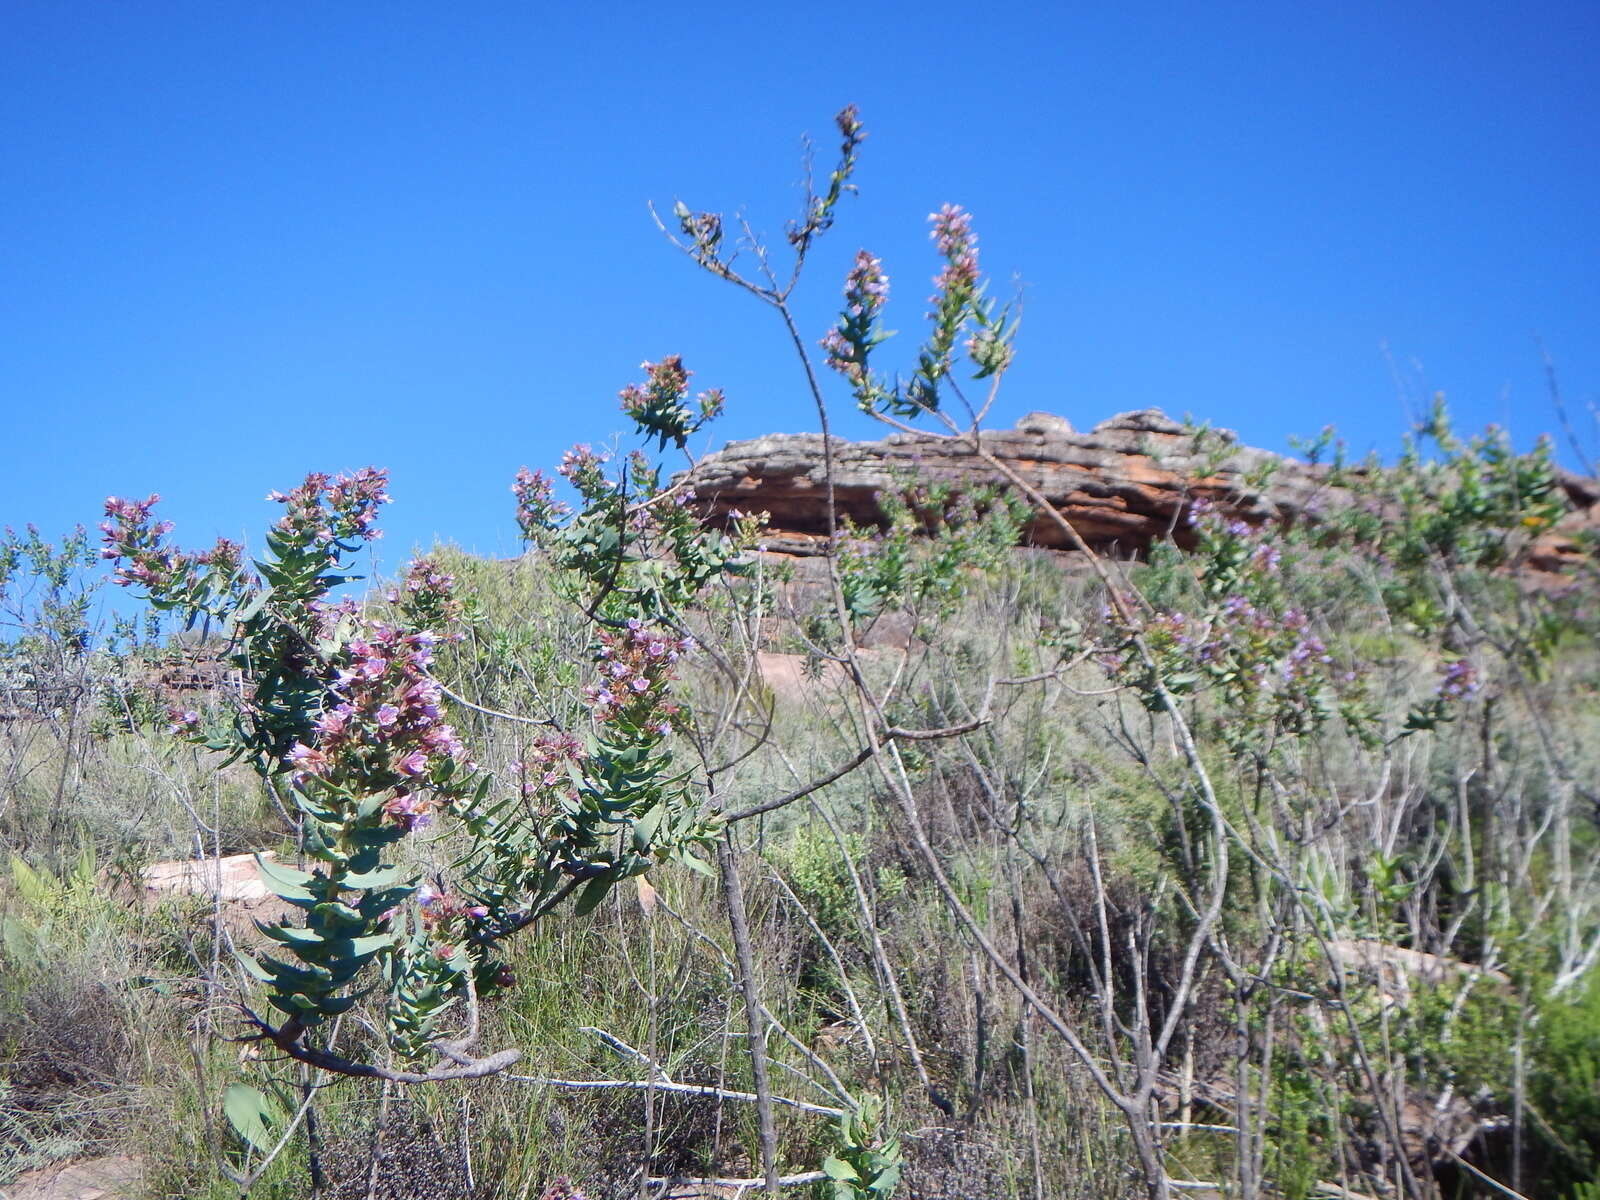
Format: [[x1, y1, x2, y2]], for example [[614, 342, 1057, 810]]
[[3, 107, 1597, 1200]]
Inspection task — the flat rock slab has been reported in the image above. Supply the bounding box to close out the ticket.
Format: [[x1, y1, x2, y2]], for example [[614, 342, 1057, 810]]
[[2, 1155, 142, 1200], [143, 850, 275, 903]]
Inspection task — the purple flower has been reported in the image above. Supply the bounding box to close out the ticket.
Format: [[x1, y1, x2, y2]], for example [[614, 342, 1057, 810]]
[[1438, 658, 1480, 700], [376, 704, 401, 728], [384, 792, 431, 831], [405, 680, 442, 707], [1222, 594, 1254, 619], [285, 743, 328, 776], [929, 204, 974, 257], [398, 749, 429, 776]]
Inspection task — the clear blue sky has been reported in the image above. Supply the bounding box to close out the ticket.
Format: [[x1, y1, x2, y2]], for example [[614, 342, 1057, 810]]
[[3, 1, 1596, 577]]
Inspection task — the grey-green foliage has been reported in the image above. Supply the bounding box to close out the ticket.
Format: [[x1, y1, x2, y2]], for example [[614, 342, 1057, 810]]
[[835, 480, 1028, 624]]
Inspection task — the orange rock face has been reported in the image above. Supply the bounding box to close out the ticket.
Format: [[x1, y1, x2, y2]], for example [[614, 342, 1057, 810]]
[[681, 408, 1598, 578]]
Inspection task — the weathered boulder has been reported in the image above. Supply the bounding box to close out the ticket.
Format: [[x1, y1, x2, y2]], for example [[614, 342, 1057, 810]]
[[682, 408, 1335, 556], [681, 408, 1597, 575]]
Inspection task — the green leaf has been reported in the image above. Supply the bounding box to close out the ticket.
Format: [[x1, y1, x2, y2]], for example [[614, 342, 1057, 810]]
[[235, 950, 273, 983], [312, 991, 363, 1016], [257, 921, 326, 948], [223, 1084, 282, 1154], [310, 900, 366, 928], [677, 849, 715, 877], [573, 873, 614, 916], [260, 953, 336, 987], [356, 792, 389, 821], [340, 864, 405, 890], [823, 1156, 861, 1182], [231, 589, 271, 626], [326, 932, 398, 960], [869, 1161, 902, 1194], [255, 854, 317, 902]]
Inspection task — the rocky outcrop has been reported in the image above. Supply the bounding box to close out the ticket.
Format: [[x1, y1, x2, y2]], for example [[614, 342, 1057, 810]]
[[682, 408, 1598, 573], [683, 409, 1333, 556]]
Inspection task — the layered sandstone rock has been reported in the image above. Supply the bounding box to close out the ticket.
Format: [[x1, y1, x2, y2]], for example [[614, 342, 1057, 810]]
[[682, 408, 1597, 575]]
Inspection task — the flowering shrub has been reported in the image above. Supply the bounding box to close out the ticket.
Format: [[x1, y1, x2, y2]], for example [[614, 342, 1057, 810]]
[[1098, 500, 1358, 744], [100, 362, 747, 1075], [514, 368, 761, 622], [822, 202, 1017, 420]]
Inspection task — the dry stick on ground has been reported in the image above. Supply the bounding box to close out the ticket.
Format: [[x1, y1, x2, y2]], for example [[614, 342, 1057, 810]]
[[646, 1170, 829, 1196], [504, 1026, 847, 1118], [503, 1072, 846, 1119], [245, 989, 521, 1085]]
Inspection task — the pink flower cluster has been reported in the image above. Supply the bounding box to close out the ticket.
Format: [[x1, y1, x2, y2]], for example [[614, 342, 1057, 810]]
[[557, 444, 610, 495], [396, 557, 467, 633], [414, 884, 512, 981], [929, 203, 979, 298], [285, 620, 469, 832], [267, 467, 390, 547], [1185, 496, 1214, 526], [617, 356, 725, 449], [100, 494, 244, 595], [514, 732, 584, 797], [1104, 588, 1339, 723], [836, 103, 862, 141], [416, 882, 489, 927], [619, 354, 688, 419], [583, 620, 693, 730], [405, 560, 454, 596], [821, 250, 890, 383], [511, 467, 571, 539]]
